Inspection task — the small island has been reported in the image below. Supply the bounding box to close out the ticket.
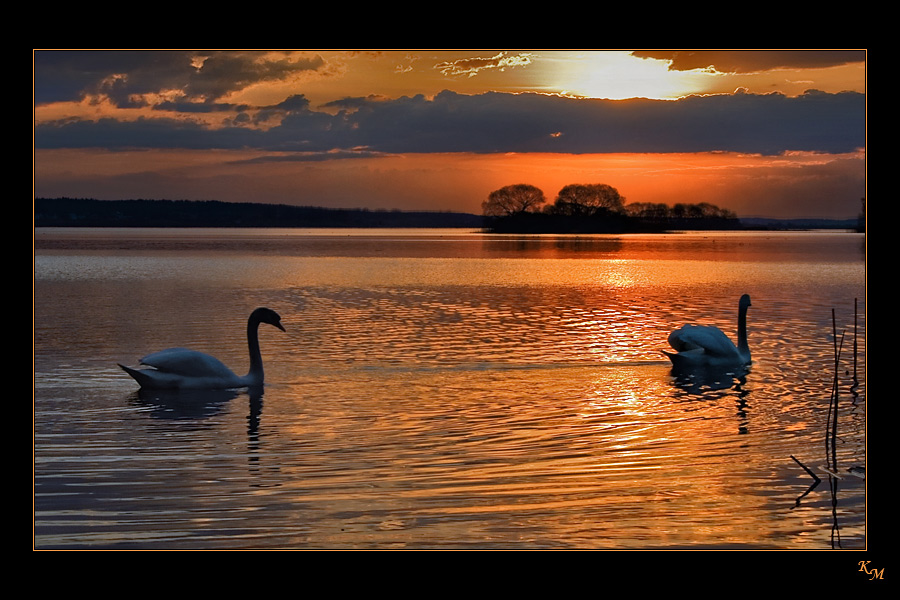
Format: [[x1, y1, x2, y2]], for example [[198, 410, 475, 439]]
[[481, 183, 864, 233]]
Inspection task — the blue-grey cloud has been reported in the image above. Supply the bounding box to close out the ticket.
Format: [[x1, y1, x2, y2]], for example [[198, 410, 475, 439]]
[[33, 50, 325, 107], [35, 88, 866, 156]]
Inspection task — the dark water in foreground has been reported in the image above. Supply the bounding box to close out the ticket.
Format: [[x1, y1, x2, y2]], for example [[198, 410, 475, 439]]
[[34, 229, 866, 550]]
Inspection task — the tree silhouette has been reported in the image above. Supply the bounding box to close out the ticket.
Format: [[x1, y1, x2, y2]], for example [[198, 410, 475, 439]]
[[480, 182, 742, 233], [482, 184, 546, 217], [547, 183, 626, 217], [625, 202, 670, 219]]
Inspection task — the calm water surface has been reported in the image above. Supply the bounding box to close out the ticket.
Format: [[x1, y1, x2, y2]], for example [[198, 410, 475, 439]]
[[33, 228, 866, 549]]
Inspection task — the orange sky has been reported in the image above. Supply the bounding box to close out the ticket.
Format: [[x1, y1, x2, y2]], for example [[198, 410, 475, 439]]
[[33, 50, 867, 219]]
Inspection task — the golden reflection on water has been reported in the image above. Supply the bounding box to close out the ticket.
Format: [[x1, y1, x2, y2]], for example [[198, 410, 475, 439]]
[[34, 229, 865, 549], [252, 357, 789, 547]]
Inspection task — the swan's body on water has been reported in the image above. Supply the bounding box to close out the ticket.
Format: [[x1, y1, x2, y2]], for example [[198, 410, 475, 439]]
[[119, 307, 285, 390], [663, 294, 751, 369]]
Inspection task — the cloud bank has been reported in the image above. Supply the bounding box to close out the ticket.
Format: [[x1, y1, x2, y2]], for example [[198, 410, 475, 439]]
[[34, 50, 865, 157], [35, 88, 865, 157]]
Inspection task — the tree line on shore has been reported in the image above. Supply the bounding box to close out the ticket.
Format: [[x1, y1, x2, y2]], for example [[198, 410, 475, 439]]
[[482, 183, 741, 233], [33, 197, 483, 229]]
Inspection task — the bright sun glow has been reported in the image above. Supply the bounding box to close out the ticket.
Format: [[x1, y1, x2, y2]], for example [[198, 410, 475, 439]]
[[542, 51, 715, 100]]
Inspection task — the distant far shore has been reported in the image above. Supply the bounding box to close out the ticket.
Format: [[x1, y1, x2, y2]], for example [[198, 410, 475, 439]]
[[33, 197, 863, 232], [34, 197, 484, 229]]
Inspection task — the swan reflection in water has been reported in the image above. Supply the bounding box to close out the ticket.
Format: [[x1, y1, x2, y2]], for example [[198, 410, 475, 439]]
[[669, 364, 750, 394], [133, 387, 245, 420], [668, 363, 752, 436], [133, 385, 268, 472]]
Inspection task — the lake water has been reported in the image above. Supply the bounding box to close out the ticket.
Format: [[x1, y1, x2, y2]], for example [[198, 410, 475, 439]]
[[33, 228, 866, 550]]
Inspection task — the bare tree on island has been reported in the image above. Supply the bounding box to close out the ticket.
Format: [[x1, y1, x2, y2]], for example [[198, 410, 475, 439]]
[[482, 184, 546, 217], [546, 183, 626, 218]]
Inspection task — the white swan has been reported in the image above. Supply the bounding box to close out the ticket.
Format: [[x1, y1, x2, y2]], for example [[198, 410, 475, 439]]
[[119, 307, 285, 390], [662, 294, 752, 369]]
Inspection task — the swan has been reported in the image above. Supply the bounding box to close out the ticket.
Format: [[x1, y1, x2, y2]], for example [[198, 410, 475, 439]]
[[119, 307, 285, 390], [662, 294, 752, 369]]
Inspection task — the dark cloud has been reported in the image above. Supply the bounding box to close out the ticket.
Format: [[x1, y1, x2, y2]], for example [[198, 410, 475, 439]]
[[34, 115, 268, 151], [632, 50, 866, 73], [34, 88, 866, 156], [323, 94, 390, 112], [33, 50, 326, 107], [334, 89, 865, 155]]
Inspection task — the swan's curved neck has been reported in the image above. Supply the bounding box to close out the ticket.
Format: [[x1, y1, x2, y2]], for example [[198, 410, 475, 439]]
[[737, 304, 749, 354], [246, 316, 264, 380]]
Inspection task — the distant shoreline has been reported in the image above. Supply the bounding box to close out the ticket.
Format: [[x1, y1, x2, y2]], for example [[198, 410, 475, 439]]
[[34, 197, 484, 230], [33, 197, 863, 232]]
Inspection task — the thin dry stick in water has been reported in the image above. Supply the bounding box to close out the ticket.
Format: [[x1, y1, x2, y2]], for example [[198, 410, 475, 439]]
[[824, 309, 844, 475], [790, 454, 820, 508]]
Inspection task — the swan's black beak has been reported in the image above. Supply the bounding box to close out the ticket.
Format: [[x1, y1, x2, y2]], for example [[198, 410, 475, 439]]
[[275, 321, 286, 332]]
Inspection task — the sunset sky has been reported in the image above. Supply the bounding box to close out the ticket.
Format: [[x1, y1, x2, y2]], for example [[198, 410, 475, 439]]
[[33, 50, 866, 219]]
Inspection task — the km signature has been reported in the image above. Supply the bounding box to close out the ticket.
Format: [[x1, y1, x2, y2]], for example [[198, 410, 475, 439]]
[[859, 561, 885, 580]]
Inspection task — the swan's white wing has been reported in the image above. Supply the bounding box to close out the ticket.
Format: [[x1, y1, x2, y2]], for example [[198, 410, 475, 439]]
[[139, 347, 237, 378], [668, 325, 739, 358]]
